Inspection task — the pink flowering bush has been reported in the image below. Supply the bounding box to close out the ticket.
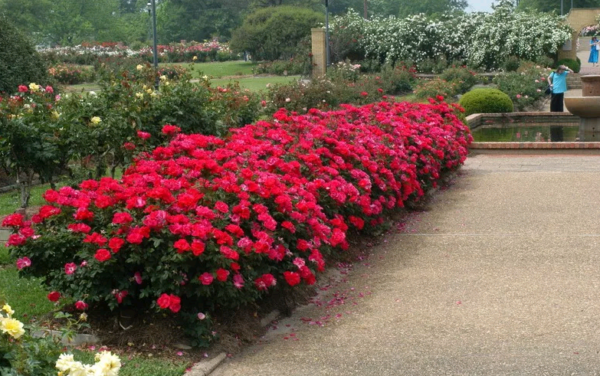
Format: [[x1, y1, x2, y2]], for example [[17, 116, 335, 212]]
[[5, 100, 471, 345]]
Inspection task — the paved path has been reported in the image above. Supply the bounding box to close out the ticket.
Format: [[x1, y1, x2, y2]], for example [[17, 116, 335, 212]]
[[214, 154, 600, 375]]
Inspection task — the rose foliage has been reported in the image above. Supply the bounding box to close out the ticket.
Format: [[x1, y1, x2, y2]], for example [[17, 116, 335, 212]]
[[5, 100, 471, 345]]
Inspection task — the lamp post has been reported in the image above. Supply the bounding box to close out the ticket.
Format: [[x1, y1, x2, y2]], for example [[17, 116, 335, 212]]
[[148, 0, 159, 88], [561, 0, 563, 15], [325, 0, 330, 68]]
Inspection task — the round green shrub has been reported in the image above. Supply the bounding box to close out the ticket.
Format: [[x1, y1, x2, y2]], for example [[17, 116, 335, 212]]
[[503, 56, 521, 72], [459, 88, 514, 116], [0, 17, 49, 93], [556, 58, 581, 73]]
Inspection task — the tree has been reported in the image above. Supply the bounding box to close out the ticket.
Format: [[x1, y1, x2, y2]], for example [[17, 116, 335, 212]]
[[230, 6, 323, 60], [518, 0, 600, 14], [363, 0, 468, 18], [0, 16, 48, 93], [157, 0, 250, 42]]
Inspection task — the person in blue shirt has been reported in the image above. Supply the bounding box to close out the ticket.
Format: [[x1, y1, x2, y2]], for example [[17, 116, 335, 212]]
[[548, 65, 573, 112], [589, 37, 599, 67]]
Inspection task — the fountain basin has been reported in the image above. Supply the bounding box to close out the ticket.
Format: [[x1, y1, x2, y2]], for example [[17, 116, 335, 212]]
[[564, 97, 600, 118]]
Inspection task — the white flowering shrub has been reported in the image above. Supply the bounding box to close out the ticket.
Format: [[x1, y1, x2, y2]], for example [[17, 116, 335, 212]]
[[331, 1, 572, 71]]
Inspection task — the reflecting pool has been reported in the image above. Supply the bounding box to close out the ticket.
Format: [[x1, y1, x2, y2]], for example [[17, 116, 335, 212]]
[[471, 125, 579, 142]]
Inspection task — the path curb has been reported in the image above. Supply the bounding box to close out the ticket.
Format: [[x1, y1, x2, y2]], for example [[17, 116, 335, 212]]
[[185, 352, 227, 376]]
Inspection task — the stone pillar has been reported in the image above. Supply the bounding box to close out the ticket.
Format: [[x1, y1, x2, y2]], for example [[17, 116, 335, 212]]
[[311, 28, 327, 77], [558, 31, 578, 61]]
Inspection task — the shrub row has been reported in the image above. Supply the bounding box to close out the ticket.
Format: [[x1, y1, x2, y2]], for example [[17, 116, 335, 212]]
[[0, 68, 261, 208], [6, 100, 471, 345], [264, 64, 416, 115]]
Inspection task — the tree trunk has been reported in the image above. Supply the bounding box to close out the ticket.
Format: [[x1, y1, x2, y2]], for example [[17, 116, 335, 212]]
[[18, 170, 34, 209]]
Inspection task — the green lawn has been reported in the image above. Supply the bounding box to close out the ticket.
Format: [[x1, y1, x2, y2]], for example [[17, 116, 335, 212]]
[[0, 267, 56, 324], [0, 183, 55, 216], [63, 83, 102, 93], [163, 60, 258, 78], [74, 350, 189, 376], [0, 245, 10, 265], [211, 75, 300, 92]]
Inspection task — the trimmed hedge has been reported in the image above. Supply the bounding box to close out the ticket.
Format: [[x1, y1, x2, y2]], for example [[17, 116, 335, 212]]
[[0, 17, 49, 93], [459, 88, 514, 116], [556, 58, 581, 74]]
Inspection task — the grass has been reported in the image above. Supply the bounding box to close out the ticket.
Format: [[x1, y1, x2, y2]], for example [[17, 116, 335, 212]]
[[74, 350, 189, 376], [63, 83, 102, 93], [163, 60, 258, 78], [211, 75, 300, 92], [0, 245, 9, 265], [0, 266, 56, 323], [0, 183, 55, 216]]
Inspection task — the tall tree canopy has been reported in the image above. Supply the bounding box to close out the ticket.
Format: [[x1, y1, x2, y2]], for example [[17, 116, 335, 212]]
[[518, 0, 600, 14]]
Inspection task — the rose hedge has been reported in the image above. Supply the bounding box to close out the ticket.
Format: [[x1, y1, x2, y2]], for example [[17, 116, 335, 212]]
[[5, 100, 471, 345]]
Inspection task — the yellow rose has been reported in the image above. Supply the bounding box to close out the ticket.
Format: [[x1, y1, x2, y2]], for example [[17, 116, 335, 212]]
[[2, 304, 14, 317], [1, 317, 25, 339], [29, 83, 40, 92], [136, 64, 144, 71], [193, 56, 198, 61], [90, 117, 102, 125], [160, 75, 167, 81], [135, 92, 144, 99], [146, 89, 153, 94], [51, 110, 61, 120]]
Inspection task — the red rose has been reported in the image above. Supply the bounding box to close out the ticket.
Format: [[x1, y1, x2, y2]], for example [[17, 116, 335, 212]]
[[123, 142, 136, 151], [137, 130, 151, 140], [199, 272, 214, 285], [157, 293, 171, 309], [75, 300, 88, 311], [94, 248, 111, 262], [114, 290, 128, 304], [216, 268, 229, 282], [2, 213, 24, 228], [18, 85, 27, 93], [108, 237, 125, 253], [161, 124, 181, 136], [214, 201, 229, 213], [283, 271, 301, 287], [191, 240, 205, 256], [168, 295, 181, 313], [174, 239, 190, 253], [47, 291, 61, 302], [64, 262, 77, 275]]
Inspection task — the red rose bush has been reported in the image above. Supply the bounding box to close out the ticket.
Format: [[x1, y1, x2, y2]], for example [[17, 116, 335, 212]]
[[5, 99, 471, 344]]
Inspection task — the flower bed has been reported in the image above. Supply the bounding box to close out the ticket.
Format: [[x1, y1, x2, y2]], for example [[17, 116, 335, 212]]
[[40, 40, 236, 65], [4, 99, 471, 345]]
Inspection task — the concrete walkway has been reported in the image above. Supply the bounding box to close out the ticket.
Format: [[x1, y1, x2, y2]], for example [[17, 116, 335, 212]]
[[213, 154, 600, 375]]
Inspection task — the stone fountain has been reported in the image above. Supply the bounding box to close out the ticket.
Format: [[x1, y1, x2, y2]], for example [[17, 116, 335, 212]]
[[565, 75, 600, 141]]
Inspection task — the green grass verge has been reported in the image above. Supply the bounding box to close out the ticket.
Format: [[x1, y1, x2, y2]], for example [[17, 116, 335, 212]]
[[0, 245, 9, 265], [63, 83, 102, 93], [211, 76, 300, 92], [0, 267, 55, 323], [74, 350, 189, 376], [163, 60, 258, 78], [0, 183, 55, 216]]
